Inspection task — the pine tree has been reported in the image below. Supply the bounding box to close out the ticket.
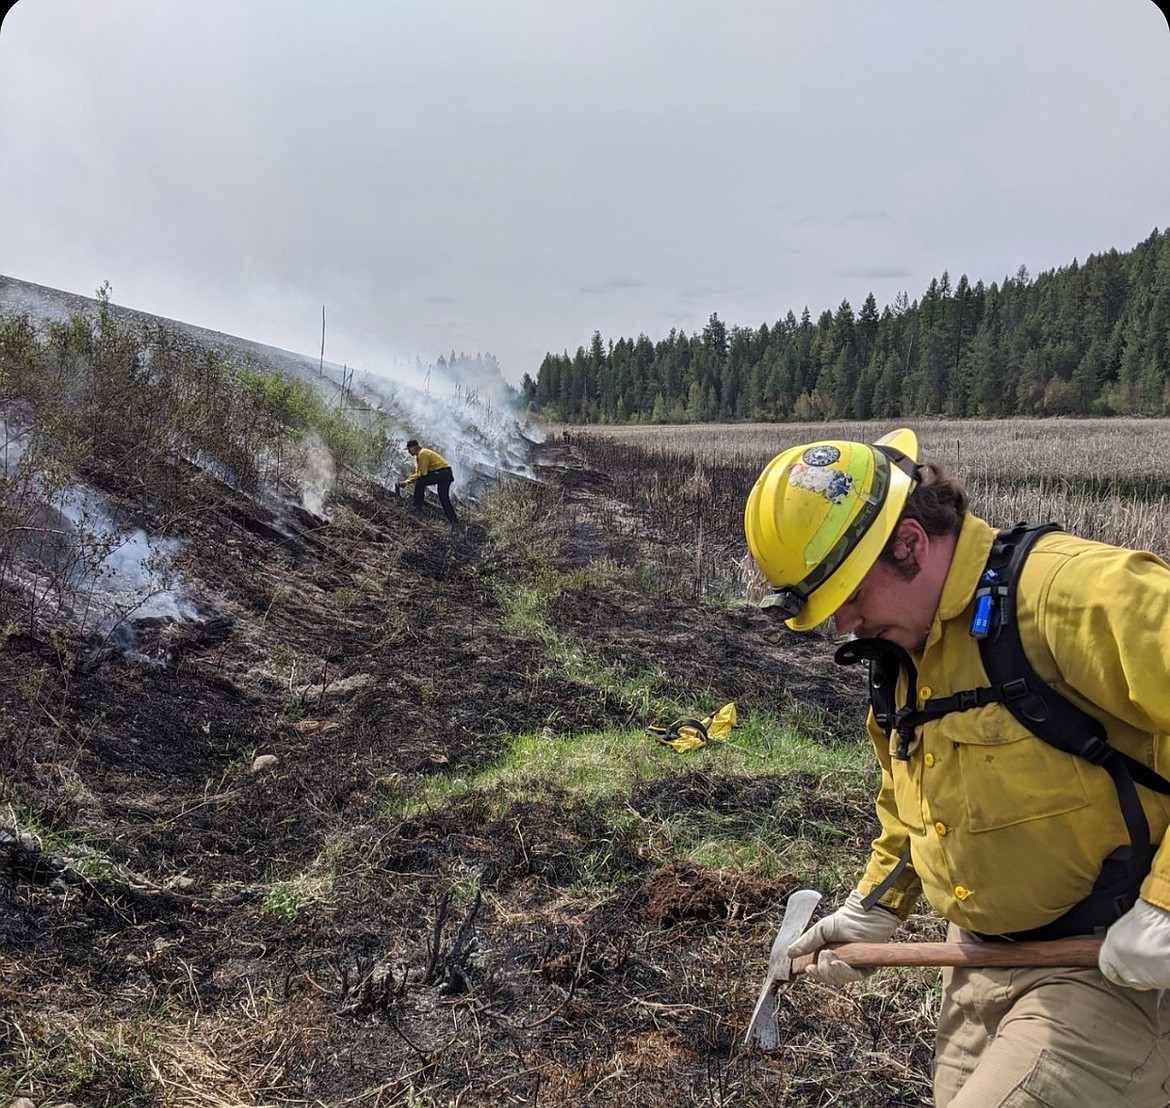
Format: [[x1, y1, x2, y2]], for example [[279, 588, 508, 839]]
[[523, 228, 1169, 424]]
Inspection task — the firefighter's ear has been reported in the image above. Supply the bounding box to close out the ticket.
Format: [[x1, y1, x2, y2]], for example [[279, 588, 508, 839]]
[[892, 519, 927, 568]]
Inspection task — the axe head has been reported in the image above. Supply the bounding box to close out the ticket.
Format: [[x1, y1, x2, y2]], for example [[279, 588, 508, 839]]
[[743, 888, 822, 1050]]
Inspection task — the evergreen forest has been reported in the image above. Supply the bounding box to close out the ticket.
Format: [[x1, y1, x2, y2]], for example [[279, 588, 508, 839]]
[[522, 228, 1170, 424]]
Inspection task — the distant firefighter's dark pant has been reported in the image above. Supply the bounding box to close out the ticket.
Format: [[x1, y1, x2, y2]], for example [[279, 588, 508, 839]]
[[412, 467, 458, 524]]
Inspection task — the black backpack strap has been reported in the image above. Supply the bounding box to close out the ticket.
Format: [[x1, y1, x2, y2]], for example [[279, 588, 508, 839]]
[[976, 523, 1170, 936], [835, 636, 992, 761], [858, 846, 912, 911], [979, 524, 1170, 785], [835, 638, 921, 760], [926, 522, 1170, 797]]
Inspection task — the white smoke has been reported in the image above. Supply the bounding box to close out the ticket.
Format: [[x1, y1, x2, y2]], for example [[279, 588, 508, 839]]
[[346, 353, 541, 500], [1, 418, 29, 480], [2, 421, 200, 652], [52, 485, 200, 634], [298, 430, 336, 518], [0, 275, 545, 511]]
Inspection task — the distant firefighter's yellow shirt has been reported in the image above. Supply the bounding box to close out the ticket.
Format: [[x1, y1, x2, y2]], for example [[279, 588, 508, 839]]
[[408, 448, 451, 479]]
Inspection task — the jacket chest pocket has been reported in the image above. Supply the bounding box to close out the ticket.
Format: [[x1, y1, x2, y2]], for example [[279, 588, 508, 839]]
[[943, 704, 1090, 832]]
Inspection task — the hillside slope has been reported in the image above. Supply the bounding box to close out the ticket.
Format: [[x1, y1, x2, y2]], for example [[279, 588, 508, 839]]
[[0, 290, 930, 1106]]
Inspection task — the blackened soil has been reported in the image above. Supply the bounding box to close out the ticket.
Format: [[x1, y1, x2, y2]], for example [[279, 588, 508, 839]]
[[0, 437, 921, 1108]]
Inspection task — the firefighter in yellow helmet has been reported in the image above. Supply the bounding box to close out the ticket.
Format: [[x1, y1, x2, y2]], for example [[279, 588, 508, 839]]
[[744, 428, 1170, 1107], [744, 427, 919, 632]]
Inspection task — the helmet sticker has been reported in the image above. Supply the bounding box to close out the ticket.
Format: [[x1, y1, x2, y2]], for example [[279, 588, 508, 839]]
[[802, 445, 840, 467], [789, 462, 853, 504]]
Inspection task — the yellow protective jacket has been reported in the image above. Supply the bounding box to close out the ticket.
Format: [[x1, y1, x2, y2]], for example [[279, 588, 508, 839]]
[[405, 448, 452, 482], [859, 513, 1170, 934]]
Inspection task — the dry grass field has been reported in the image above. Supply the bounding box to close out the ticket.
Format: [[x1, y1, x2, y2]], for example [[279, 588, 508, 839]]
[[558, 419, 1170, 600]]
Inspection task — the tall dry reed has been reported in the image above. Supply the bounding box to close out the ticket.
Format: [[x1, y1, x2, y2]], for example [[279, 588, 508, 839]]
[[561, 419, 1170, 601]]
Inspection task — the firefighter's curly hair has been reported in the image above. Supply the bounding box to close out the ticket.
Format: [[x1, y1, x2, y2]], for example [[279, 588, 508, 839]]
[[877, 462, 968, 575]]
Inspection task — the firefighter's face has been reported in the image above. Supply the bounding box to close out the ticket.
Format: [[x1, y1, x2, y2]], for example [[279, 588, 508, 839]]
[[831, 520, 940, 652]]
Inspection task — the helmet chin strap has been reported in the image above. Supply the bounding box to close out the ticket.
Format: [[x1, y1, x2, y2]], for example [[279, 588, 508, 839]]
[[874, 442, 922, 484]]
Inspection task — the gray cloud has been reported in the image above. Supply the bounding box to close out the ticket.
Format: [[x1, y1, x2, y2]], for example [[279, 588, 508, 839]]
[[579, 277, 648, 294], [834, 266, 914, 280], [0, 0, 1167, 383]]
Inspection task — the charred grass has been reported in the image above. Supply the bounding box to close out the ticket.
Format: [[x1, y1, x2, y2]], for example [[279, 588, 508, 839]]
[[3, 313, 940, 1108], [0, 447, 935, 1108]]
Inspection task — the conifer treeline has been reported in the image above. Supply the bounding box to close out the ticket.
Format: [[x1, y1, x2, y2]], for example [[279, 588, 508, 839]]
[[521, 228, 1170, 423]]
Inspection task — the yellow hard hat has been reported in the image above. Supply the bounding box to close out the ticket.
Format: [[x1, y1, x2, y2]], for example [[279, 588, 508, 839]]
[[743, 428, 919, 631]]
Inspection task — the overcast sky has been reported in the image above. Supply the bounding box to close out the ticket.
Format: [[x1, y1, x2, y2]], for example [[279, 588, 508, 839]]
[[1, 1, 1168, 387]]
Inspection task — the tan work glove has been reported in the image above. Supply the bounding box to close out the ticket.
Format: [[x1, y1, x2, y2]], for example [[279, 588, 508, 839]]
[[1098, 898, 1170, 991], [787, 890, 900, 985]]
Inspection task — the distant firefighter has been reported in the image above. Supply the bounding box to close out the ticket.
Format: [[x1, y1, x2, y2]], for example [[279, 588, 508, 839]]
[[401, 440, 459, 526]]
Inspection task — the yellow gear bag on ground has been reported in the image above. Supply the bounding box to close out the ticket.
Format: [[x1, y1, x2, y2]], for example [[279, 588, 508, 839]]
[[646, 702, 737, 753]]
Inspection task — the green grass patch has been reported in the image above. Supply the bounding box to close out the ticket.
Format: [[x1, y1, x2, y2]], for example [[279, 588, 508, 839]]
[[377, 710, 878, 889], [0, 1011, 152, 1106]]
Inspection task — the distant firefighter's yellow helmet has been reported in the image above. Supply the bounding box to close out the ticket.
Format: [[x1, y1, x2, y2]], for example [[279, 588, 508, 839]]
[[743, 428, 919, 631]]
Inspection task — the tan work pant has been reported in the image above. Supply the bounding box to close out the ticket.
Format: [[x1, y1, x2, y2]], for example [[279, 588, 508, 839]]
[[934, 927, 1170, 1107]]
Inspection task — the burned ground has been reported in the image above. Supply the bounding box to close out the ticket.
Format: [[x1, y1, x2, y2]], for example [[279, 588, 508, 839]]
[[0, 437, 934, 1107]]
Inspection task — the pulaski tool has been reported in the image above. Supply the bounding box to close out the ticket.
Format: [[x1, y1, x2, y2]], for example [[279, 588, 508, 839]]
[[743, 888, 822, 1051], [744, 888, 1104, 1051]]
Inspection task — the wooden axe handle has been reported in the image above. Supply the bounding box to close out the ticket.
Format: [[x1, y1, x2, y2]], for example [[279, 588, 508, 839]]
[[791, 937, 1102, 975]]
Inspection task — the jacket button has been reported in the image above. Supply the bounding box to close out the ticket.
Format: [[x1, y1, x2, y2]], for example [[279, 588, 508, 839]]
[[935, 822, 948, 836], [924, 753, 935, 767], [954, 885, 969, 900], [920, 685, 933, 700]]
